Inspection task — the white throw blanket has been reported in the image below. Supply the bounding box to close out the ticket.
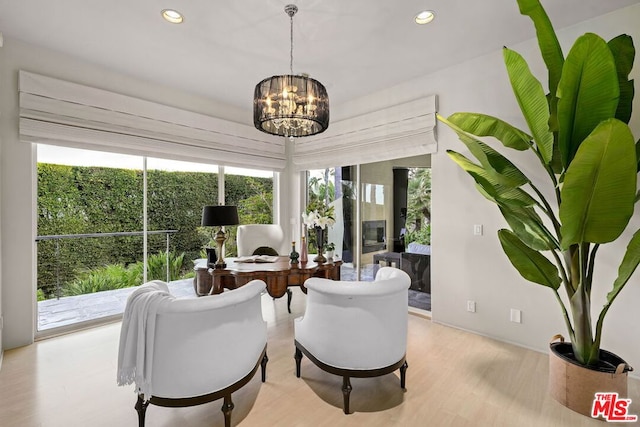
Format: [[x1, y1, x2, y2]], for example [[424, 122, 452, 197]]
[[117, 280, 174, 399]]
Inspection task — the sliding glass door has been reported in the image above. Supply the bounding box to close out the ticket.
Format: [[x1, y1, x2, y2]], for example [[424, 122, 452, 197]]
[[305, 155, 430, 310]]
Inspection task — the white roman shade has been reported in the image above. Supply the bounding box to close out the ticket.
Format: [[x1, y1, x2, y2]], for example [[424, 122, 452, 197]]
[[292, 95, 437, 170], [18, 71, 286, 171]]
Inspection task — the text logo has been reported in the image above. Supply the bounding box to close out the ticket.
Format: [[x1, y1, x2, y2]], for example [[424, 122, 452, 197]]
[[592, 392, 637, 422]]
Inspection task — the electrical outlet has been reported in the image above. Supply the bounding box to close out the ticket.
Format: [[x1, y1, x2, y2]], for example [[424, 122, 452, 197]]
[[510, 308, 522, 323], [467, 300, 476, 313], [473, 224, 483, 236]]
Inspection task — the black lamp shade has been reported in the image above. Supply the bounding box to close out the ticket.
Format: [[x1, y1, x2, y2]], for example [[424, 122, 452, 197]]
[[201, 205, 239, 227], [253, 74, 329, 138]]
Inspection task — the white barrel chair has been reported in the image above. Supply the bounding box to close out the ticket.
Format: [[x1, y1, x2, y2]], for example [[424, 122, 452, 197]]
[[118, 280, 268, 427], [294, 266, 411, 414], [236, 224, 287, 256]]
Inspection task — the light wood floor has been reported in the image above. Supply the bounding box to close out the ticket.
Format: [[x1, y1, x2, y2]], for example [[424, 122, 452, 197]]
[[1, 288, 638, 427]]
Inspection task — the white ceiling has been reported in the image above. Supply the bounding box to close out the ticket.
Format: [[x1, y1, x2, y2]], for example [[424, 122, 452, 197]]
[[1, 0, 638, 114]]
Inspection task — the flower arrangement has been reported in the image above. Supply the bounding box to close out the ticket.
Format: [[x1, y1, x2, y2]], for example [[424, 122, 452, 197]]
[[302, 201, 335, 263], [302, 202, 336, 229]]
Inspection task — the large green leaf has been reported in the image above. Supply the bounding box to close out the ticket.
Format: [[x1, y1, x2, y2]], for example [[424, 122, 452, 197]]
[[593, 229, 640, 356], [447, 112, 532, 151], [499, 205, 557, 250], [439, 114, 529, 188], [606, 229, 640, 304], [517, 0, 564, 132], [503, 48, 554, 164], [498, 229, 561, 289], [493, 187, 538, 208], [560, 119, 636, 248], [608, 35, 635, 124], [446, 150, 537, 209], [446, 150, 499, 199], [557, 33, 619, 168]]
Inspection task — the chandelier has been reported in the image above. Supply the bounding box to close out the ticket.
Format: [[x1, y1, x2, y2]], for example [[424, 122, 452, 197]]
[[253, 4, 330, 139]]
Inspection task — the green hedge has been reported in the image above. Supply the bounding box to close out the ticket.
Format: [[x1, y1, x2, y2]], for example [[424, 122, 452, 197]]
[[37, 164, 272, 298]]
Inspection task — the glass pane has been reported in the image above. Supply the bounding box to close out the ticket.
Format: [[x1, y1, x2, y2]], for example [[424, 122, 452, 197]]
[[304, 167, 353, 275], [360, 163, 390, 281], [146, 158, 219, 282], [405, 168, 432, 249], [36, 145, 143, 331], [224, 167, 275, 256]]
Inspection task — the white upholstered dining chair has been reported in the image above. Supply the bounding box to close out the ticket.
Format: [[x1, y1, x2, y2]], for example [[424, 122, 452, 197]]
[[293, 266, 411, 414], [117, 279, 268, 427]]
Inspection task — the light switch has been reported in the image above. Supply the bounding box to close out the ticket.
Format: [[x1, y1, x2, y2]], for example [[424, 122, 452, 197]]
[[473, 224, 483, 236]]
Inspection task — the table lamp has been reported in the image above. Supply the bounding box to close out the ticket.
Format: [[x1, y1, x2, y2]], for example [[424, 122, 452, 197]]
[[201, 205, 239, 269]]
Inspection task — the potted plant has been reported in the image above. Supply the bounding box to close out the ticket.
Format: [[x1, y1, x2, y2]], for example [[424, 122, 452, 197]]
[[325, 242, 336, 260], [438, 0, 639, 417]]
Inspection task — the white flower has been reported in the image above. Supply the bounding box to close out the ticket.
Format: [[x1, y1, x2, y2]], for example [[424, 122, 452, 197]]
[[302, 206, 335, 229]]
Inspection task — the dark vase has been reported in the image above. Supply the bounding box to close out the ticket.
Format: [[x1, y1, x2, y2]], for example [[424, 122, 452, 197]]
[[314, 226, 327, 263], [290, 241, 300, 264]]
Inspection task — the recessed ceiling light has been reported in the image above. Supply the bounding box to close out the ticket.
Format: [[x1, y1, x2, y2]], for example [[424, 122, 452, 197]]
[[162, 9, 184, 24], [415, 10, 435, 25]]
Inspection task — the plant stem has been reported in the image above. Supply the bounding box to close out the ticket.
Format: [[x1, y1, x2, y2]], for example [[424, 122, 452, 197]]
[[528, 182, 561, 236]]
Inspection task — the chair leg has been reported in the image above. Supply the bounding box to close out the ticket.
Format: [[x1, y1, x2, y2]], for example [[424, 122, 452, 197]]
[[294, 346, 303, 378], [261, 352, 269, 382], [135, 394, 150, 427], [342, 376, 352, 415], [287, 288, 293, 313], [400, 360, 408, 390], [221, 394, 234, 427]]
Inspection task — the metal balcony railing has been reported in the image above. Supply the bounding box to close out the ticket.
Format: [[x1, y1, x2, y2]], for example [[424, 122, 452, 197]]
[[36, 230, 178, 299]]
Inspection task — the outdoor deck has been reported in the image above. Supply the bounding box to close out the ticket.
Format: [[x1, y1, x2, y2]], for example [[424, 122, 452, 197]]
[[37, 278, 196, 331], [37, 264, 430, 331]]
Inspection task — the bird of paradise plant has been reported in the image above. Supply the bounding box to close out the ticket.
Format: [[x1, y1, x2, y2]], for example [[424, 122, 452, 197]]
[[438, 0, 639, 367]]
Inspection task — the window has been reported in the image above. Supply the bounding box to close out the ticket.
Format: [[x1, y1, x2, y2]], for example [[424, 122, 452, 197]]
[[36, 145, 276, 332]]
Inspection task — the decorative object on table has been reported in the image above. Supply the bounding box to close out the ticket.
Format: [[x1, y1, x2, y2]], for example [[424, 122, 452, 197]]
[[201, 205, 240, 269], [289, 241, 299, 264], [205, 247, 217, 268], [437, 0, 638, 417], [302, 202, 336, 264], [324, 242, 335, 261], [253, 4, 329, 141], [300, 235, 308, 263]]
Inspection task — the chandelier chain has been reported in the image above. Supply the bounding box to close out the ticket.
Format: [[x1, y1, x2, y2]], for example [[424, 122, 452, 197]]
[[289, 7, 294, 74]]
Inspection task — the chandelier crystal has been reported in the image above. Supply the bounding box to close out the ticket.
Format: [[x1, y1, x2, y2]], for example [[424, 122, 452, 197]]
[[253, 4, 329, 138]]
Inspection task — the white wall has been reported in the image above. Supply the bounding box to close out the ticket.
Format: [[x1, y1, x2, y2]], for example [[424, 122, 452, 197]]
[[342, 4, 640, 375], [0, 37, 251, 350]]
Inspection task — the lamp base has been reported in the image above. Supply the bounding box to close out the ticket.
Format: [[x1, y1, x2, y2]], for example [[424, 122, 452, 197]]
[[215, 228, 228, 270]]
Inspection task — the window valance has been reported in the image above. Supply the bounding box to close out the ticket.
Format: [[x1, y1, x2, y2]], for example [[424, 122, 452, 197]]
[[292, 95, 437, 171], [18, 71, 286, 171]]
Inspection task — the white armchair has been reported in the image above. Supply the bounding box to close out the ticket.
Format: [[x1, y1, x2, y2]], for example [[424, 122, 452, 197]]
[[294, 266, 411, 414], [236, 224, 287, 256], [117, 280, 268, 427]]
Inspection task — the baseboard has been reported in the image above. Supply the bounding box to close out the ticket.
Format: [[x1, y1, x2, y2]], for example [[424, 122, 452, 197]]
[[431, 319, 640, 381], [409, 306, 431, 320]]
